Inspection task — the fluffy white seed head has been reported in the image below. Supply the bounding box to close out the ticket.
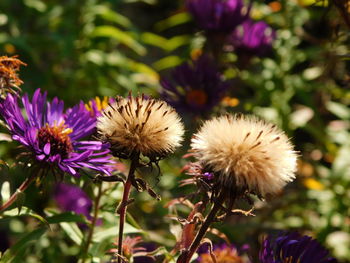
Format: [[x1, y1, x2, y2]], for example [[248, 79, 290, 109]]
[[97, 95, 184, 159], [191, 114, 298, 197]]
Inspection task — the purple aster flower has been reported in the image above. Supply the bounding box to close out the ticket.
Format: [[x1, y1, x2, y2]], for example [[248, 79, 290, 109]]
[[54, 182, 92, 219], [186, 0, 249, 33], [260, 232, 338, 263], [0, 89, 114, 176], [160, 56, 229, 116], [230, 20, 276, 56]]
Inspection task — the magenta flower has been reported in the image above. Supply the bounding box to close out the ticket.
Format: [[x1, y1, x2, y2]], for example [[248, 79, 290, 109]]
[[260, 232, 337, 263], [0, 89, 114, 176], [186, 0, 249, 33], [230, 20, 276, 56]]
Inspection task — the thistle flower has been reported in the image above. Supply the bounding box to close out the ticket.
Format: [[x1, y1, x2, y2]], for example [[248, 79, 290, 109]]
[[160, 56, 229, 116], [0, 89, 114, 176], [229, 20, 276, 56], [186, 0, 249, 33], [0, 55, 26, 95], [191, 114, 297, 197], [260, 232, 338, 263], [97, 94, 184, 160], [198, 243, 247, 263], [54, 183, 92, 219]]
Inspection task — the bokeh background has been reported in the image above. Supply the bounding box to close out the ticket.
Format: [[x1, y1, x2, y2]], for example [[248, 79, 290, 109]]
[[0, 0, 349, 262]]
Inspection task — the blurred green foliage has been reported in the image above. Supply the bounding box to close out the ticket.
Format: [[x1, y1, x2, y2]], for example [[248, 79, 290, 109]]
[[0, 0, 349, 262]]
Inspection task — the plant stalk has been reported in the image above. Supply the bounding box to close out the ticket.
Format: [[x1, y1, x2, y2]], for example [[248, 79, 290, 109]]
[[0, 174, 36, 212], [116, 155, 139, 263], [177, 193, 226, 263], [81, 181, 103, 263]]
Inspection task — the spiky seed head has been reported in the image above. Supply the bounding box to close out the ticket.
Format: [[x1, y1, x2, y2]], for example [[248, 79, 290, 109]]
[[97, 95, 184, 160], [191, 114, 298, 197]]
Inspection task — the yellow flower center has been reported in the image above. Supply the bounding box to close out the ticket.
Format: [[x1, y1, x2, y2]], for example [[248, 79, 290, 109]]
[[37, 122, 73, 158]]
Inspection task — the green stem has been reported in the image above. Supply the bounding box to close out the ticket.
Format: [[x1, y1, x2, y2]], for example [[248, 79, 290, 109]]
[[81, 182, 103, 263], [0, 174, 36, 213]]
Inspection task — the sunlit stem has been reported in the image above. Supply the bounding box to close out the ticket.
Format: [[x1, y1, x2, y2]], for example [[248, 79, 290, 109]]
[[177, 192, 226, 263], [116, 154, 139, 263]]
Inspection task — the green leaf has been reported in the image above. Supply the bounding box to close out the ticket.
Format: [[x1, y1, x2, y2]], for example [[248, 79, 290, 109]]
[[326, 101, 350, 120], [59, 222, 83, 245], [1, 228, 46, 262], [46, 212, 86, 224], [155, 12, 191, 32], [0, 207, 50, 229], [93, 5, 132, 28], [152, 56, 182, 71], [91, 26, 146, 56], [93, 223, 142, 243], [141, 32, 168, 50], [15, 191, 25, 215], [141, 33, 190, 52], [23, 0, 47, 12], [166, 35, 191, 51]]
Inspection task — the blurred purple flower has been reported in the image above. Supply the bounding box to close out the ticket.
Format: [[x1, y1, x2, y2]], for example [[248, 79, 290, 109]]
[[260, 232, 338, 263], [0, 89, 114, 176], [160, 56, 229, 116], [186, 0, 249, 33], [54, 183, 92, 219], [230, 20, 276, 56]]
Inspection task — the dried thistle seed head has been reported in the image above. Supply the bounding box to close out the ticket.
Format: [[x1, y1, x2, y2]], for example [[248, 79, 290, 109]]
[[191, 114, 298, 197], [97, 95, 184, 159]]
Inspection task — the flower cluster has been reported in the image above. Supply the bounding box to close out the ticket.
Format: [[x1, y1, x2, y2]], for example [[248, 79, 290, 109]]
[[160, 56, 229, 116], [0, 89, 114, 176]]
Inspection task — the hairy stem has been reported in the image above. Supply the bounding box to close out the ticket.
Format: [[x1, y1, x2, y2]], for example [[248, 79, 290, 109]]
[[81, 182, 103, 263], [116, 155, 139, 263], [177, 193, 226, 263], [0, 174, 36, 212]]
